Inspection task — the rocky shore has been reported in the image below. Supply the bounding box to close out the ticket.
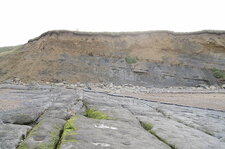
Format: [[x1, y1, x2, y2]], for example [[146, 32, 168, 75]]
[[0, 82, 225, 149]]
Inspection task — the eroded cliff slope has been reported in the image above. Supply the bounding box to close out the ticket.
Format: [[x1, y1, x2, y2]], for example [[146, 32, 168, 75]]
[[0, 30, 225, 87]]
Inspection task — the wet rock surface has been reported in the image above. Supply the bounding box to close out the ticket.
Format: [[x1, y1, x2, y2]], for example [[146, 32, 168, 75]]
[[0, 83, 225, 149]]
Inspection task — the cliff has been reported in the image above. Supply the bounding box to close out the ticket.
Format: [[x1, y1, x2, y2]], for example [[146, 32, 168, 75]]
[[0, 30, 225, 87]]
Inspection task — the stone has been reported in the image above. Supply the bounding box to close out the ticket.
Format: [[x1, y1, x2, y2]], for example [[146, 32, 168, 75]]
[[77, 83, 86, 88], [38, 109, 71, 121], [196, 84, 209, 89], [18, 118, 66, 149], [65, 86, 73, 89], [154, 104, 225, 142], [59, 115, 170, 149], [66, 84, 77, 89], [114, 90, 121, 94], [209, 85, 217, 90], [222, 84, 225, 89], [96, 83, 104, 88], [0, 124, 31, 149], [131, 62, 148, 73], [0, 107, 46, 124], [1, 83, 225, 149], [109, 83, 114, 88], [55, 83, 64, 86], [2, 79, 14, 84], [71, 100, 85, 114], [14, 77, 20, 82], [123, 84, 134, 87]]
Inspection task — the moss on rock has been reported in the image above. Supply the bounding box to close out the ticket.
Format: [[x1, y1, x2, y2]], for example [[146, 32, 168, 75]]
[[17, 122, 42, 149], [84, 108, 110, 120], [142, 122, 153, 132], [141, 122, 176, 149], [211, 68, 225, 79], [17, 119, 64, 149], [57, 116, 78, 148], [17, 143, 27, 149], [125, 56, 138, 64]]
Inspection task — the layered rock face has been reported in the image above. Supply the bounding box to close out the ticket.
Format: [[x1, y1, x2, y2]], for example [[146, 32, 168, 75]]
[[0, 30, 225, 86]]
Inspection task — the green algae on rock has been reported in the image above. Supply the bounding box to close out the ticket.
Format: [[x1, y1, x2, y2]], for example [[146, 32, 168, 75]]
[[57, 116, 78, 148], [84, 108, 110, 120], [17, 118, 65, 149]]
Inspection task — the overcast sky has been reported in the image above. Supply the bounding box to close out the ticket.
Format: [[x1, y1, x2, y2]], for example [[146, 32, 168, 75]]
[[0, 0, 224, 47]]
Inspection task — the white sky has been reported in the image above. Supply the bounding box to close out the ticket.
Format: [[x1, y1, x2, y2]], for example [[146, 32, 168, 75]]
[[0, 0, 224, 47]]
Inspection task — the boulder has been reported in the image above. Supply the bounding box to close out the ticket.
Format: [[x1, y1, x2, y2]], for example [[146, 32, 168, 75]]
[[131, 62, 148, 73], [0, 107, 46, 125], [196, 84, 209, 89], [222, 84, 225, 89]]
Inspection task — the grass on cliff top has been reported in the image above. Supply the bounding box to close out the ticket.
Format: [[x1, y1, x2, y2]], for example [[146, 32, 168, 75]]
[[84, 108, 110, 120], [0, 45, 21, 56], [211, 68, 225, 80]]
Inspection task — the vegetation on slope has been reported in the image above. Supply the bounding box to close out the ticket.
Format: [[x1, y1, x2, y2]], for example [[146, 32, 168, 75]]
[[211, 68, 225, 80], [0, 45, 21, 56], [125, 56, 138, 64]]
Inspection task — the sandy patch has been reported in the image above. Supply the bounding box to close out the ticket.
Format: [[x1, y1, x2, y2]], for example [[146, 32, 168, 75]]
[[123, 92, 225, 111]]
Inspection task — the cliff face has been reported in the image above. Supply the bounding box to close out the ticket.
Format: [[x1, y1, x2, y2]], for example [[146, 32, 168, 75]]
[[0, 30, 225, 86]]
